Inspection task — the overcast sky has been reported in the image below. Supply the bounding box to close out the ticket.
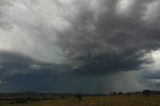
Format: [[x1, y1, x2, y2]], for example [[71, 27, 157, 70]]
[[0, 0, 160, 93]]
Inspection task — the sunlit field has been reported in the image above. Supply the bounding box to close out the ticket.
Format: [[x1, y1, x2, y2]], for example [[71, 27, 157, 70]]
[[1, 95, 160, 106]]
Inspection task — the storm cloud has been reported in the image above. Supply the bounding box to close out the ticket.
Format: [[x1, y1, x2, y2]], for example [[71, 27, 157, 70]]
[[0, 0, 160, 92], [0, 0, 160, 74], [0, 51, 61, 76], [58, 0, 160, 74]]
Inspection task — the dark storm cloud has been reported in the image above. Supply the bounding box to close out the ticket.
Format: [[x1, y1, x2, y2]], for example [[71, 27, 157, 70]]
[[0, 0, 160, 76], [0, 51, 109, 93], [0, 51, 61, 76], [66, 53, 146, 75], [1, 0, 160, 92], [57, 0, 160, 75]]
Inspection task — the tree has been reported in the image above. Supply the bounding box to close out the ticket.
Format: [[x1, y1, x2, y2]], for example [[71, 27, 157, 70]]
[[75, 93, 82, 101], [143, 90, 151, 96], [118, 91, 123, 95]]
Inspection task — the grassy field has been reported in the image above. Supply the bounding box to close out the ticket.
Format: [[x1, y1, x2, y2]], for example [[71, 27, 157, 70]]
[[1, 95, 160, 106]]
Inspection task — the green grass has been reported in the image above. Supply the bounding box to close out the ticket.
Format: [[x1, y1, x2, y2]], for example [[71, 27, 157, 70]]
[[1, 95, 160, 106]]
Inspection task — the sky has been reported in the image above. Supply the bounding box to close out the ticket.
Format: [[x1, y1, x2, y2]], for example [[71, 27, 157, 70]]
[[0, 0, 160, 93]]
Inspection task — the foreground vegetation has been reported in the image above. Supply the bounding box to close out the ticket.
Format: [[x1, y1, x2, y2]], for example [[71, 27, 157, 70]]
[[1, 95, 160, 106]]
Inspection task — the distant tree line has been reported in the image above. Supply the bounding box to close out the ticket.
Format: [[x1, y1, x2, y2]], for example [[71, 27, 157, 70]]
[[110, 91, 124, 96], [110, 89, 152, 96]]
